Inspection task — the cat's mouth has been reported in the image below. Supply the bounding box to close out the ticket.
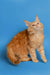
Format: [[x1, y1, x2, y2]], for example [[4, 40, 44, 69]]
[[34, 25, 40, 30]]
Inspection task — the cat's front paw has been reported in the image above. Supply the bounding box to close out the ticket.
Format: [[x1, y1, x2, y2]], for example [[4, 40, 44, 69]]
[[32, 59, 38, 63], [41, 56, 47, 63], [43, 59, 47, 63]]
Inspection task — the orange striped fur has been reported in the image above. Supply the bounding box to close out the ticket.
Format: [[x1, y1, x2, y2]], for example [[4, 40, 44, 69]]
[[7, 15, 47, 65]]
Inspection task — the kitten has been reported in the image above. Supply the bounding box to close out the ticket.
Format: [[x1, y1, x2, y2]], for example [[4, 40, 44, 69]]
[[7, 15, 47, 65]]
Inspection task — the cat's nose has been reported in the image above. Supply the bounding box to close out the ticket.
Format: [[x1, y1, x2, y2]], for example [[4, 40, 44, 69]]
[[36, 24, 38, 27]]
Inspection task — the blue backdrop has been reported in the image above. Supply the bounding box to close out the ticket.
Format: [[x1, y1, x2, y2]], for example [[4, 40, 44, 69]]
[[0, 0, 50, 75]]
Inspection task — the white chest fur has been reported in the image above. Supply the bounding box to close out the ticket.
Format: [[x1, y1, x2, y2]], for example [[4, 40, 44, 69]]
[[35, 32, 41, 38], [29, 32, 43, 48], [29, 31, 44, 45], [29, 32, 42, 41]]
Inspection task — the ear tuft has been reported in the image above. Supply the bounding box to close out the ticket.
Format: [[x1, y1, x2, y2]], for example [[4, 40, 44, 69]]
[[35, 15, 39, 22], [24, 20, 31, 26]]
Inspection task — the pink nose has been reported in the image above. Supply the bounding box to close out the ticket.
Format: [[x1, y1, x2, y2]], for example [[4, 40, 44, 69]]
[[36, 25, 38, 27]]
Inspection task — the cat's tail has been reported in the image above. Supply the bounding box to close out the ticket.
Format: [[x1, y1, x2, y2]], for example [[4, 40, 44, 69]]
[[7, 47, 21, 65]]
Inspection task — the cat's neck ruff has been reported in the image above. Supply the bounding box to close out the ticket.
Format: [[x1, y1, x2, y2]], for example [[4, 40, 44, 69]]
[[27, 29, 42, 35]]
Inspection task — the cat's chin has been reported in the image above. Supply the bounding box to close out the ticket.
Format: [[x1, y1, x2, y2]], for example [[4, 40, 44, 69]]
[[34, 27, 40, 31]]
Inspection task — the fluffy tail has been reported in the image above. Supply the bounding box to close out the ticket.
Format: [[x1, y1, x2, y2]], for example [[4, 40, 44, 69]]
[[7, 47, 21, 65]]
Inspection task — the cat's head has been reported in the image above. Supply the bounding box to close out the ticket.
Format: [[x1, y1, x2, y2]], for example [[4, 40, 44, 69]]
[[24, 15, 43, 33]]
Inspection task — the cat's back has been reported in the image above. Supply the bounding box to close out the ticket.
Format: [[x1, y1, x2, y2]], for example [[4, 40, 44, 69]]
[[7, 29, 28, 48]]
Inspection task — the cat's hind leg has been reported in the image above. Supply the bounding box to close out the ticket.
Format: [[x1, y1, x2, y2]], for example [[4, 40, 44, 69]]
[[7, 47, 21, 65]]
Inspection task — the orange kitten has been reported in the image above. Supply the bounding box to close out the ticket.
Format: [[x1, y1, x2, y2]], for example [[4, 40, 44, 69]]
[[7, 15, 47, 65]]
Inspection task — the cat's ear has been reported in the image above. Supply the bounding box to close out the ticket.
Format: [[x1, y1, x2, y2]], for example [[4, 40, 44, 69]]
[[24, 20, 31, 26], [35, 15, 39, 22]]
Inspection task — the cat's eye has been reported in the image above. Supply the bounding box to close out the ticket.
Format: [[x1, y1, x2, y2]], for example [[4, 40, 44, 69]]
[[32, 24, 35, 26], [37, 23, 39, 24]]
